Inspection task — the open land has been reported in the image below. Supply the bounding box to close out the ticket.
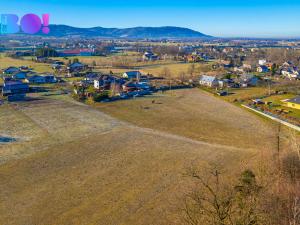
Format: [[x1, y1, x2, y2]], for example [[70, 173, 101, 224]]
[[0, 89, 283, 225]]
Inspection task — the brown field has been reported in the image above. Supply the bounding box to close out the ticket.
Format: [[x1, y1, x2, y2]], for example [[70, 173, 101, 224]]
[[0, 54, 217, 79], [97, 89, 277, 150], [53, 55, 217, 77], [0, 89, 283, 225], [223, 87, 270, 102], [0, 55, 52, 73], [140, 62, 216, 77]]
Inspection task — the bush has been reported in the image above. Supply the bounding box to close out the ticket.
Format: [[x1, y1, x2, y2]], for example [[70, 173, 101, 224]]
[[93, 91, 110, 102]]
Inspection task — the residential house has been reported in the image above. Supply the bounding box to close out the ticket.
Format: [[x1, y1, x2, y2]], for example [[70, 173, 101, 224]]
[[94, 75, 114, 90], [257, 65, 269, 73], [122, 81, 138, 92], [67, 62, 88, 76], [283, 96, 300, 110], [238, 74, 259, 87], [12, 71, 28, 80], [199, 75, 219, 87], [26, 75, 46, 84], [122, 71, 141, 80], [35, 56, 48, 63], [19, 66, 29, 71], [84, 73, 100, 84], [281, 67, 299, 79], [44, 75, 57, 83], [258, 59, 267, 66], [2, 80, 29, 96], [143, 51, 158, 61], [265, 63, 273, 70], [187, 54, 201, 63], [67, 62, 87, 74], [136, 82, 151, 90], [3, 67, 20, 75], [282, 61, 293, 68], [59, 49, 94, 57], [52, 61, 64, 70]]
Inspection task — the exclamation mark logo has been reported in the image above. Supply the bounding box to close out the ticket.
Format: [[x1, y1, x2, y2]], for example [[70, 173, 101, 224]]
[[42, 14, 50, 34]]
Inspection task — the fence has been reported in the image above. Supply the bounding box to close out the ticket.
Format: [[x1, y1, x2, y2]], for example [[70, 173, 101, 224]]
[[242, 104, 300, 132]]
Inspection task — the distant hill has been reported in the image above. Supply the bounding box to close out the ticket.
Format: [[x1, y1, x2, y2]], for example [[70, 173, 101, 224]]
[[37, 25, 212, 39]]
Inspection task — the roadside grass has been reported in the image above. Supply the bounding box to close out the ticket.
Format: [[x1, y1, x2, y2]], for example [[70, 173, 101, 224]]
[[222, 87, 269, 103], [262, 94, 300, 119]]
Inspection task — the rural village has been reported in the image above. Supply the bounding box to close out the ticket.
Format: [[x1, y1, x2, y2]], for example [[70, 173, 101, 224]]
[[0, 36, 300, 225], [1, 38, 300, 128]]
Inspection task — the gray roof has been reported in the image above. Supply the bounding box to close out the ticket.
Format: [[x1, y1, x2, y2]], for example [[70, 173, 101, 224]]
[[124, 71, 140, 76], [199, 75, 217, 82], [287, 96, 300, 104]]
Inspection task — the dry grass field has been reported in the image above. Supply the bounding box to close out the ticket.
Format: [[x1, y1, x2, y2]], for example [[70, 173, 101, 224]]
[[140, 62, 214, 77], [0, 89, 284, 225], [53, 55, 215, 77], [0, 55, 52, 73], [97, 89, 277, 150], [223, 87, 270, 102]]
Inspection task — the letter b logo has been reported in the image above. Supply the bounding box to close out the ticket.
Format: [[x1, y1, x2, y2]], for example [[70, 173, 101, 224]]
[[0, 14, 19, 34]]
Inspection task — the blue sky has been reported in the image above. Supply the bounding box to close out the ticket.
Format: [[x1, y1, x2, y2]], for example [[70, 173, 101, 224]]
[[1, 0, 300, 38]]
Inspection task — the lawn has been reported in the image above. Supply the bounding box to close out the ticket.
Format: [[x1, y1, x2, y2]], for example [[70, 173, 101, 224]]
[[222, 87, 269, 103], [262, 94, 300, 119]]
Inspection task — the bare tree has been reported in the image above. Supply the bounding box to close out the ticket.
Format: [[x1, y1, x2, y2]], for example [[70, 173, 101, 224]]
[[187, 64, 196, 79], [290, 130, 300, 160], [161, 67, 171, 78], [184, 167, 235, 225], [183, 167, 264, 225]]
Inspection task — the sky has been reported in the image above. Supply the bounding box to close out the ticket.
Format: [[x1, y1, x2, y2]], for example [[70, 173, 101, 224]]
[[1, 0, 300, 38]]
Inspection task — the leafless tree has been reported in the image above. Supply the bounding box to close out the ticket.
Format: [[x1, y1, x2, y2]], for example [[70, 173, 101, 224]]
[[183, 167, 235, 225], [183, 167, 265, 225]]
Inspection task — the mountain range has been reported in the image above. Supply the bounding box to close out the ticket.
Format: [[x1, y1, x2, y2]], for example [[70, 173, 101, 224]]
[[36, 25, 212, 39]]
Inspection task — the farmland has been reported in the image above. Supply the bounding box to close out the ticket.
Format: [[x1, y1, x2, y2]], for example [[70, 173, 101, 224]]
[[0, 55, 52, 73], [0, 89, 283, 225], [97, 89, 277, 150], [0, 54, 215, 79]]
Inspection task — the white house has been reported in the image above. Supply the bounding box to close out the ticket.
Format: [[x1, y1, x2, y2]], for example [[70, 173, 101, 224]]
[[122, 71, 141, 80], [257, 65, 269, 73], [199, 75, 219, 87], [281, 68, 299, 79], [143, 51, 158, 61], [258, 59, 267, 66]]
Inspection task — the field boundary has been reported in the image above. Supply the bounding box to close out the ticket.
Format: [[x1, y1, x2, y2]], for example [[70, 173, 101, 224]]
[[242, 104, 300, 132]]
